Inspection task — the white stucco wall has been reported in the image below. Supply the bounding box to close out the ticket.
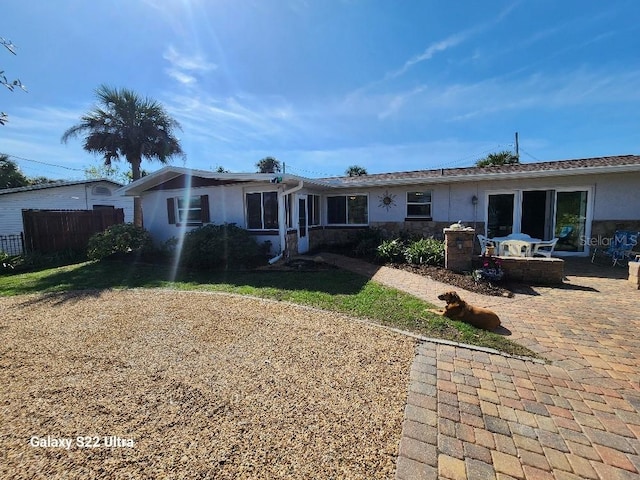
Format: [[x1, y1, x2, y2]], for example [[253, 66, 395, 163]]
[[0, 181, 133, 238], [140, 183, 282, 253], [358, 170, 640, 225]]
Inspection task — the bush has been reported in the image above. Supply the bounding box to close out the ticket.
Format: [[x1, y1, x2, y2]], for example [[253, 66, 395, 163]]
[[376, 239, 405, 263], [179, 223, 260, 269], [404, 237, 445, 266], [87, 223, 153, 261], [1, 249, 86, 274], [353, 228, 384, 258]]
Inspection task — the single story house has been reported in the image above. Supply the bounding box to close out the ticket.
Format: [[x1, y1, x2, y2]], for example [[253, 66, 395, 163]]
[[0, 179, 134, 254], [119, 155, 640, 259]]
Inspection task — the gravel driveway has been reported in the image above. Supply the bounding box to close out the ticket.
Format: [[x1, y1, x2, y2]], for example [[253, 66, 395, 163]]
[[0, 289, 415, 479]]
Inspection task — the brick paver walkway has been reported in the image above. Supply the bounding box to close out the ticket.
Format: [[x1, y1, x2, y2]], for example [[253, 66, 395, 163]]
[[321, 254, 640, 480]]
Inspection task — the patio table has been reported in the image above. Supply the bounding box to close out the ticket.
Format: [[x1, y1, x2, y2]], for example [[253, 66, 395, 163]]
[[490, 234, 543, 257]]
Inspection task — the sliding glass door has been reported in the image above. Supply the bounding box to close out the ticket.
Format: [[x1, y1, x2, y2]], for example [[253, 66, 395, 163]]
[[487, 193, 515, 238], [486, 188, 591, 255], [554, 190, 589, 253]]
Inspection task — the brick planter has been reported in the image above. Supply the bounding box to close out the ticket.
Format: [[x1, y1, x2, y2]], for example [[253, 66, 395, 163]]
[[475, 256, 565, 285]]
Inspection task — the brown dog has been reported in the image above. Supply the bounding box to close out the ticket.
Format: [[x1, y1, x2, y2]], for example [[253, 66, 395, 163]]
[[433, 291, 501, 331]]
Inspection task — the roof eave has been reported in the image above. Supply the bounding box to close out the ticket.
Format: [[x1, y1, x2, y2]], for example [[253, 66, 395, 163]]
[[326, 164, 640, 188]]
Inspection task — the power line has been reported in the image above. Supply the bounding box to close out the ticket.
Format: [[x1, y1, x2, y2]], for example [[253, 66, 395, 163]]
[[519, 148, 541, 162], [1, 152, 85, 172]]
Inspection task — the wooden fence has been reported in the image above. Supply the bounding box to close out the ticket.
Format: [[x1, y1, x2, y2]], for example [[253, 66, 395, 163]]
[[22, 209, 125, 254]]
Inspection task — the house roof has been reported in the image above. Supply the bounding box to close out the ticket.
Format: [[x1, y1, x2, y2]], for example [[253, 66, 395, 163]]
[[119, 154, 640, 195], [322, 154, 640, 187], [118, 166, 329, 196], [0, 179, 122, 196]]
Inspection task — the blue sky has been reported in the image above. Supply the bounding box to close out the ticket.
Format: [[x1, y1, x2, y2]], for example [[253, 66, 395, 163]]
[[2, 0, 639, 180]]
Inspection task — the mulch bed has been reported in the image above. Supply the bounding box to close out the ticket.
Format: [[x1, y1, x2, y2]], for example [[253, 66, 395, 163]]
[[389, 263, 515, 297]]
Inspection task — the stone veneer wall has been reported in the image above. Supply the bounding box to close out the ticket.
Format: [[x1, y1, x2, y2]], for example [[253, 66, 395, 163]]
[[371, 221, 451, 240], [443, 228, 475, 273]]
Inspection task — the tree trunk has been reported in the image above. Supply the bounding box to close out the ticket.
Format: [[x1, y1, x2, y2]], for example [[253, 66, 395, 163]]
[[129, 156, 143, 227]]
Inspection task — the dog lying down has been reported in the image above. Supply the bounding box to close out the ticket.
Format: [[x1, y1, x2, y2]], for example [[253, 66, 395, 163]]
[[431, 291, 501, 331]]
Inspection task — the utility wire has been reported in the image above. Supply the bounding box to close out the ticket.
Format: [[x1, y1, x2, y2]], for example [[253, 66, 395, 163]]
[[2, 153, 85, 171]]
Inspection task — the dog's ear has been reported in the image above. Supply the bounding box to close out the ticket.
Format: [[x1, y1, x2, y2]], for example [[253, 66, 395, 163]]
[[449, 291, 460, 302]]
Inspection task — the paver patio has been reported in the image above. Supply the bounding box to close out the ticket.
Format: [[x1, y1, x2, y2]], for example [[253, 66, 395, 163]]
[[322, 254, 640, 480]]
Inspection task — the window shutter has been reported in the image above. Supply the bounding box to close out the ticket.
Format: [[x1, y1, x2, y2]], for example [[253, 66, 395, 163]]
[[167, 198, 176, 224], [200, 195, 210, 223]]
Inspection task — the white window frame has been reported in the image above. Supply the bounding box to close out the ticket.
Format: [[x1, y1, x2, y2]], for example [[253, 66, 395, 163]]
[[177, 196, 203, 225], [406, 190, 432, 218], [246, 191, 279, 230], [326, 194, 368, 226], [308, 194, 321, 226]]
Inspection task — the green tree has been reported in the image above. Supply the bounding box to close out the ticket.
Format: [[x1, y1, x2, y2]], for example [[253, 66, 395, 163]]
[[62, 85, 184, 225], [0, 154, 29, 188], [346, 165, 368, 176], [1, 37, 27, 126], [475, 150, 520, 167], [28, 176, 57, 185], [256, 156, 281, 173], [84, 163, 148, 184]]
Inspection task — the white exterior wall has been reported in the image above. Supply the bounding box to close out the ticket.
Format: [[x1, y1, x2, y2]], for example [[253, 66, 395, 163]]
[[0, 182, 133, 237], [140, 183, 282, 253], [356, 170, 640, 225]]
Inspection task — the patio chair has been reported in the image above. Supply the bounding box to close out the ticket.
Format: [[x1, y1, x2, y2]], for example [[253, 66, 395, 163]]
[[532, 238, 559, 258], [591, 230, 639, 266], [477, 234, 492, 254], [557, 225, 574, 244], [498, 240, 532, 257]]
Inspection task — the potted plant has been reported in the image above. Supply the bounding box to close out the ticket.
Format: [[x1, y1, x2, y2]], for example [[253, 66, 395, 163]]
[[473, 253, 504, 283]]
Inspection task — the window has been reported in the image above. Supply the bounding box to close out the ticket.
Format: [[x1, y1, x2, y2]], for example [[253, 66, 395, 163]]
[[91, 186, 112, 196], [285, 195, 293, 229], [327, 194, 368, 225], [406, 191, 432, 218], [308, 194, 321, 226], [246, 191, 279, 230], [167, 195, 210, 225]]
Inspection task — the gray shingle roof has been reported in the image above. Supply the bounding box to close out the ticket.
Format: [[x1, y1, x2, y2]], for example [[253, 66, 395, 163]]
[[324, 154, 640, 185], [0, 179, 122, 195]]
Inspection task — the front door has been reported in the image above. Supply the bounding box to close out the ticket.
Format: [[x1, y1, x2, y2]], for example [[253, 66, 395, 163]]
[[297, 195, 309, 254]]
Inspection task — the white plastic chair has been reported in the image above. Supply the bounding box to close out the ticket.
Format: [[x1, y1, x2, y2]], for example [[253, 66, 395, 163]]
[[533, 238, 558, 258], [477, 234, 491, 254], [499, 240, 532, 257]]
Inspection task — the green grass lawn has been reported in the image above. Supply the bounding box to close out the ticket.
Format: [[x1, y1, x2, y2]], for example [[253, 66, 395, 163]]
[[0, 260, 536, 358]]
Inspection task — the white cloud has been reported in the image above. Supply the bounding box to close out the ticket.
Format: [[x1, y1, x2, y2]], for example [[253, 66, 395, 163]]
[[163, 45, 217, 86]]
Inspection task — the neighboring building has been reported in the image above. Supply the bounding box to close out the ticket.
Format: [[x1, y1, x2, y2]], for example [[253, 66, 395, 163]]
[[0, 179, 134, 254], [119, 155, 640, 258]]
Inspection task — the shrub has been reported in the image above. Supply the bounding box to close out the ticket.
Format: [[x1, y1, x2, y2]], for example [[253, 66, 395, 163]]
[[376, 238, 405, 263], [353, 228, 384, 258], [2, 249, 87, 273], [404, 237, 445, 266], [87, 223, 153, 261], [179, 223, 260, 269]]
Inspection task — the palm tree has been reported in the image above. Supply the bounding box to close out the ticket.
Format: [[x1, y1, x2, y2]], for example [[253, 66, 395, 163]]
[[0, 154, 29, 188], [346, 165, 367, 177], [62, 85, 184, 226], [256, 156, 281, 174], [475, 150, 519, 167]]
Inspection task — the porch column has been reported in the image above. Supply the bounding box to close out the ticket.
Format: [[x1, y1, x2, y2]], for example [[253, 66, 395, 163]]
[[444, 227, 475, 273]]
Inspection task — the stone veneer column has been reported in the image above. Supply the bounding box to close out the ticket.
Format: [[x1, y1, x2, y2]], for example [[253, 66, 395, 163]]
[[443, 227, 475, 273], [629, 260, 640, 289]]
